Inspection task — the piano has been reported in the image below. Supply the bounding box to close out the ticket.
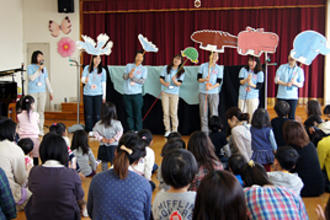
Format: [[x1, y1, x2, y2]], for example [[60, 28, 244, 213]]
[[0, 68, 22, 117]]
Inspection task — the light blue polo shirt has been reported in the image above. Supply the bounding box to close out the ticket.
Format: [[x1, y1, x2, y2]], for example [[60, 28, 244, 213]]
[[27, 64, 49, 94], [160, 66, 185, 95], [238, 67, 264, 100], [198, 63, 224, 94], [82, 65, 106, 96], [276, 63, 304, 100], [123, 63, 147, 95]]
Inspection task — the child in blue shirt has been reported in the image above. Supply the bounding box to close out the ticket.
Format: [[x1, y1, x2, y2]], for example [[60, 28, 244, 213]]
[[250, 108, 277, 171]]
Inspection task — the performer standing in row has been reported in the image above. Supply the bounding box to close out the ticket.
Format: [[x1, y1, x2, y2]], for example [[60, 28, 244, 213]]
[[81, 55, 107, 133], [160, 54, 185, 137], [238, 55, 264, 118], [275, 55, 304, 119], [197, 52, 223, 133], [27, 50, 53, 135], [123, 51, 148, 131]]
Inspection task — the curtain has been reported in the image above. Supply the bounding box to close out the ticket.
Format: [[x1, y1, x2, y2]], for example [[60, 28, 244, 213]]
[[82, 0, 326, 99]]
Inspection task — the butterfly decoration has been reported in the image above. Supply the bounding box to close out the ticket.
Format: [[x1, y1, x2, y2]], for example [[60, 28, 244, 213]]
[[76, 33, 113, 56], [138, 34, 159, 53], [49, 16, 72, 38]]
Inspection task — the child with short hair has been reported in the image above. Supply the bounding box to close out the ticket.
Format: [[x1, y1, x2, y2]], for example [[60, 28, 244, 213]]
[[250, 108, 277, 171], [228, 154, 247, 186], [271, 100, 290, 146], [71, 130, 97, 177], [319, 105, 330, 135], [208, 115, 228, 164], [93, 102, 123, 171], [17, 138, 34, 173], [17, 95, 40, 166], [268, 146, 304, 195], [158, 138, 186, 191], [152, 149, 198, 220]]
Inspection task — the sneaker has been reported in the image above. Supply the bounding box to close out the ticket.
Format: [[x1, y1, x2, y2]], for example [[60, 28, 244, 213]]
[[82, 207, 88, 217], [164, 131, 171, 137]]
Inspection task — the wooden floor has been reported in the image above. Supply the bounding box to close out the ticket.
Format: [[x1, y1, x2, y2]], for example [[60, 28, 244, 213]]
[[15, 105, 329, 220]]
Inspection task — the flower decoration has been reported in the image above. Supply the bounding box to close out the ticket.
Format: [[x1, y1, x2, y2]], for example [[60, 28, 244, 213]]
[[57, 37, 76, 57]]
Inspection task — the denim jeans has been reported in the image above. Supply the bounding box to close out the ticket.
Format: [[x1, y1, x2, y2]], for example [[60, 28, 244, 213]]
[[83, 95, 102, 132]]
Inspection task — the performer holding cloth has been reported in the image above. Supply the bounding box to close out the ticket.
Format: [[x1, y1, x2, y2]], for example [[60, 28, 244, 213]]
[[197, 52, 223, 133], [123, 51, 148, 132], [275, 55, 304, 119], [27, 50, 53, 135]]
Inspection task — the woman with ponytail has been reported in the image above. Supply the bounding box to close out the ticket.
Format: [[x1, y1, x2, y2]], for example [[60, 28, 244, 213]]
[[87, 132, 152, 219], [226, 107, 252, 161]]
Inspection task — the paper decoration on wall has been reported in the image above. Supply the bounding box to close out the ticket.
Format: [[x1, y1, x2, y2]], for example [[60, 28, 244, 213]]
[[57, 37, 75, 57], [290, 30, 330, 65], [191, 30, 237, 53], [138, 34, 159, 53], [49, 16, 72, 38], [76, 33, 113, 56], [237, 27, 279, 57], [181, 47, 199, 64]]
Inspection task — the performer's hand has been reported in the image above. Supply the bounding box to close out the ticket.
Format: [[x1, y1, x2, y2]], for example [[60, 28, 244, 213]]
[[129, 68, 135, 79], [171, 76, 176, 82], [287, 81, 293, 87], [102, 98, 106, 103], [205, 75, 210, 82], [165, 82, 170, 87], [49, 94, 53, 101], [85, 76, 89, 83], [247, 74, 252, 81], [39, 64, 44, 72]]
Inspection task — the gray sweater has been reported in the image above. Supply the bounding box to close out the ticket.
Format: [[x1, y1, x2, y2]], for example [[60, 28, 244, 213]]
[[93, 119, 123, 146], [73, 148, 97, 176]]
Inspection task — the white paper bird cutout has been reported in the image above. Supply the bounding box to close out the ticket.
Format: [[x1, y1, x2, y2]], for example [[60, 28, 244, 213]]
[[138, 34, 158, 53], [76, 33, 113, 56]]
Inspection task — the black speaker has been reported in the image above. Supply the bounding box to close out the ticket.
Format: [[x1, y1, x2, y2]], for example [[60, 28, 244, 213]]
[[58, 0, 74, 13]]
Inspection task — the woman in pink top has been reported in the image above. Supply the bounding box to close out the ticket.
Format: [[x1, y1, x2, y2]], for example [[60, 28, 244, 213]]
[[17, 95, 40, 165]]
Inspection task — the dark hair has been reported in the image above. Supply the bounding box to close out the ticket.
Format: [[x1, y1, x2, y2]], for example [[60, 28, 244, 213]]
[[274, 101, 290, 118], [88, 55, 102, 74], [307, 100, 322, 117], [49, 123, 66, 136], [21, 95, 35, 120], [283, 120, 310, 147], [304, 115, 323, 128], [251, 108, 271, 128], [161, 138, 186, 157], [17, 138, 34, 155], [226, 107, 250, 122], [188, 131, 221, 172], [100, 102, 117, 127], [228, 154, 247, 175], [137, 129, 153, 146], [324, 105, 330, 115], [208, 115, 224, 133], [240, 162, 272, 187], [39, 133, 69, 165], [193, 170, 248, 220], [275, 146, 299, 171], [31, 50, 43, 64], [166, 131, 182, 141], [113, 132, 146, 179], [162, 149, 198, 189], [166, 54, 185, 78], [0, 118, 16, 141], [247, 55, 262, 74], [136, 50, 144, 56], [71, 130, 89, 155]]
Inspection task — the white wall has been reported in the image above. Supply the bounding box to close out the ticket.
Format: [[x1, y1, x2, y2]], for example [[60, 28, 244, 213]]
[[0, 0, 24, 70], [23, 0, 80, 105]]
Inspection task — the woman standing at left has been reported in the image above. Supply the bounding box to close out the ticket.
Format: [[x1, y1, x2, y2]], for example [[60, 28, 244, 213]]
[[27, 50, 54, 135], [81, 55, 106, 133]]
